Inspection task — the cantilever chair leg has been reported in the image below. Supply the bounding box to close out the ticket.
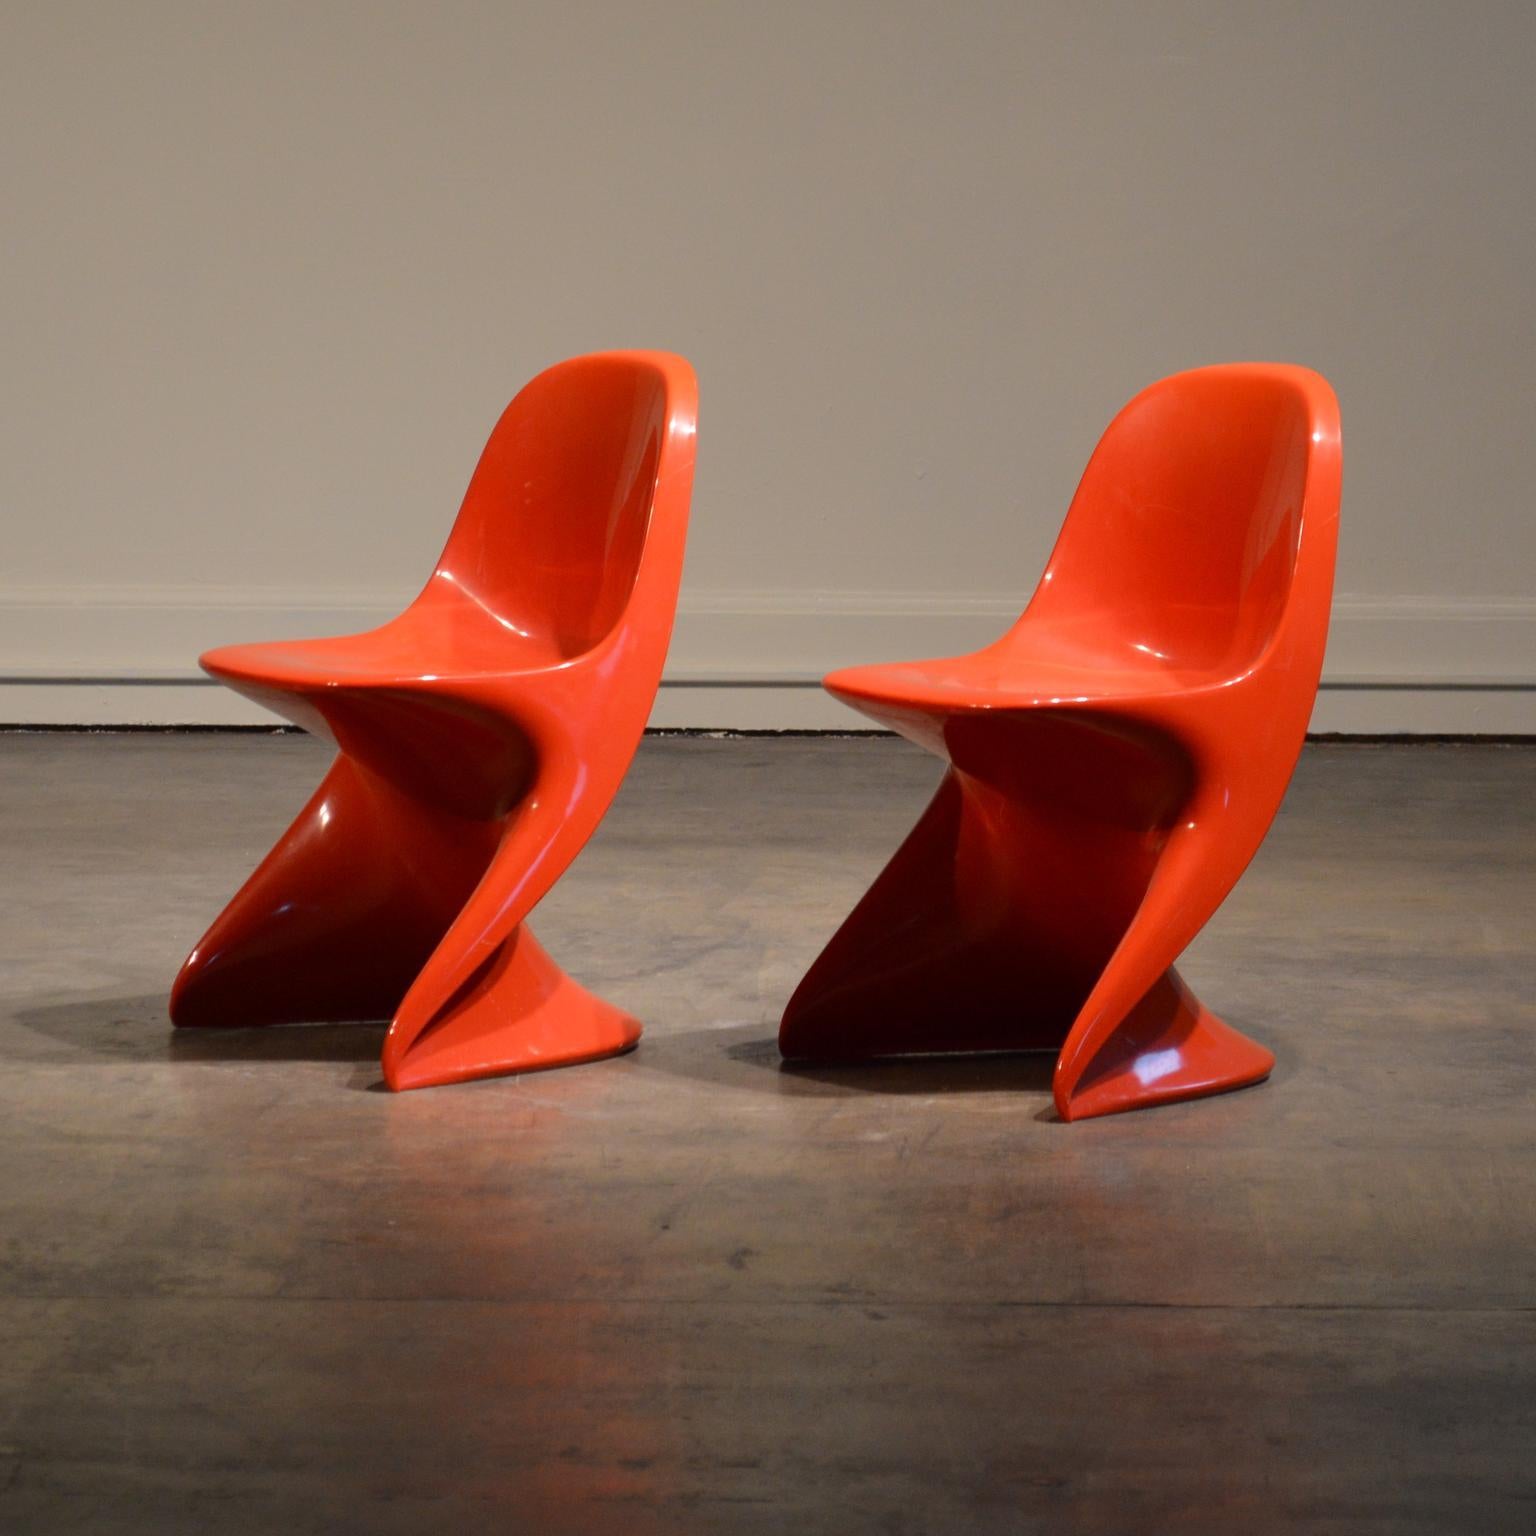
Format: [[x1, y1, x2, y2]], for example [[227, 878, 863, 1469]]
[[380, 752, 643, 1091], [780, 706, 1274, 1119]]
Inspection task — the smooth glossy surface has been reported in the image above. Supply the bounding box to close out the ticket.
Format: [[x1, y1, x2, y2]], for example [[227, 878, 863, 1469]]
[[781, 364, 1342, 1121], [171, 351, 698, 1089]]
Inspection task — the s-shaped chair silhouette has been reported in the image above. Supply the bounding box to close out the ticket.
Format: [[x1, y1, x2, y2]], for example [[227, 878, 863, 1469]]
[[171, 351, 698, 1089], [780, 364, 1341, 1120]]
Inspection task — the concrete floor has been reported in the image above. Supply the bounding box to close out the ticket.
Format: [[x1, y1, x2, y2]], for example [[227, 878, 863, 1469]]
[[0, 733, 1532, 1534]]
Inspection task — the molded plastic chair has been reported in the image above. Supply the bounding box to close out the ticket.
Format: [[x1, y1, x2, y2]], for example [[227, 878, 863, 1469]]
[[171, 351, 698, 1089], [779, 364, 1341, 1120]]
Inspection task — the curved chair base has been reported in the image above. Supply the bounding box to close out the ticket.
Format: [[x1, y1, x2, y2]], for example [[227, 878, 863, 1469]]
[[1052, 967, 1273, 1121], [782, 963, 1272, 1122], [173, 918, 640, 1092], [381, 926, 641, 1091], [778, 722, 1278, 1122], [168, 754, 642, 1092]]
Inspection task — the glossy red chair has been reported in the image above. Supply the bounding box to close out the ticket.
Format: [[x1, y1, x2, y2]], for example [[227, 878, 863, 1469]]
[[780, 364, 1341, 1120], [171, 351, 698, 1089]]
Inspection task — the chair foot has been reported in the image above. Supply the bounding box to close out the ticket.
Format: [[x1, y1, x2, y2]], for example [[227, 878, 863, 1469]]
[[382, 925, 640, 1091], [1053, 967, 1273, 1121]]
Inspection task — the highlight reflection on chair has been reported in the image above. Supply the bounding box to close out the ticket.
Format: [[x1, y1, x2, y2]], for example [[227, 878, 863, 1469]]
[[171, 351, 698, 1090], [780, 364, 1341, 1120]]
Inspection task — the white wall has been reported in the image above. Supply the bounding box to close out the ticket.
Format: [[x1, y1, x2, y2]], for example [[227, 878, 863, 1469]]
[[2, 1, 1532, 731]]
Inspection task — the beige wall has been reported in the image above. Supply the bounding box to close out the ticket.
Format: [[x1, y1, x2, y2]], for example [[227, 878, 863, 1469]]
[[2, 0, 1532, 728]]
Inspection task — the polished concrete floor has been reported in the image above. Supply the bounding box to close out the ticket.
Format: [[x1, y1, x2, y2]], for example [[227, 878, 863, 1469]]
[[0, 732, 1532, 1534]]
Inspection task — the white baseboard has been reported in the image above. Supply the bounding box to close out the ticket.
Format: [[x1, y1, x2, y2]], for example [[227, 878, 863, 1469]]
[[1, 586, 1531, 732], [3, 681, 1527, 734]]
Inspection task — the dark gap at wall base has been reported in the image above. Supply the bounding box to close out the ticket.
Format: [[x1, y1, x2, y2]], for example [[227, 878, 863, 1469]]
[[1, 724, 1533, 745], [1303, 733, 1536, 745]]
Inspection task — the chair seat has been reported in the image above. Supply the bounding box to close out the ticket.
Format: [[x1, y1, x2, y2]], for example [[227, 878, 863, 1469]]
[[199, 605, 574, 696], [824, 647, 1208, 721]]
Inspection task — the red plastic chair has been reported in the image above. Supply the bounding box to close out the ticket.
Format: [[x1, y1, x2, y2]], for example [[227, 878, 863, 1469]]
[[780, 364, 1341, 1120], [171, 351, 698, 1089]]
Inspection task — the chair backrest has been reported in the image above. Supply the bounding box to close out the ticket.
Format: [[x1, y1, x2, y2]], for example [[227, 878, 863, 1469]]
[[432, 352, 686, 661], [1021, 365, 1337, 678]]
